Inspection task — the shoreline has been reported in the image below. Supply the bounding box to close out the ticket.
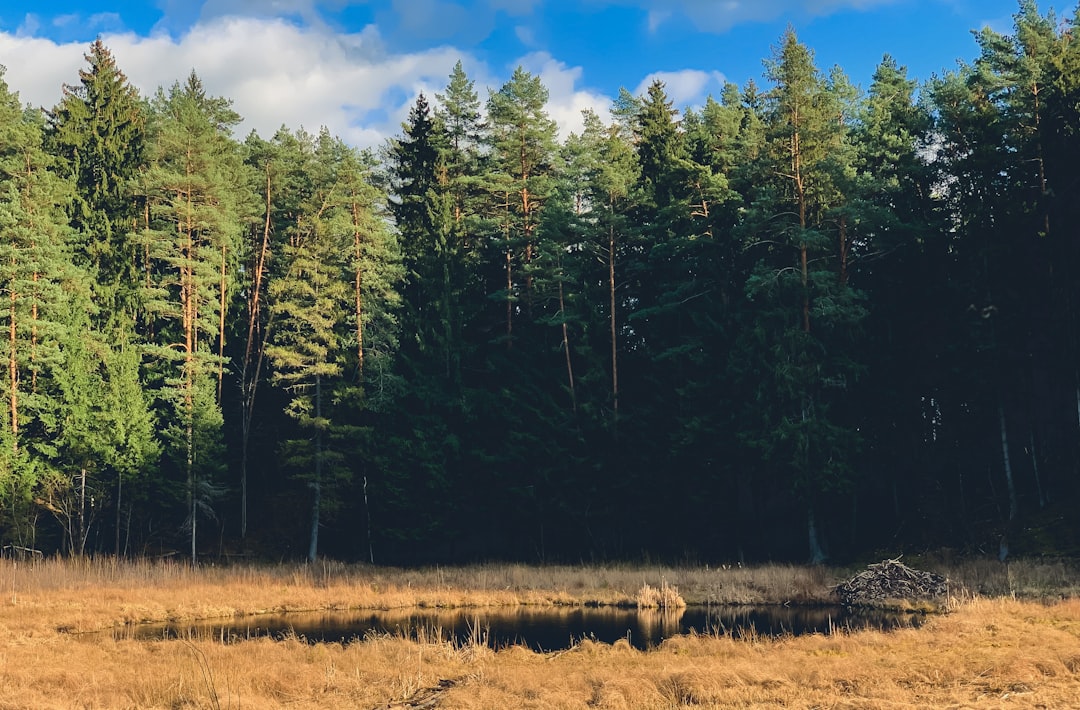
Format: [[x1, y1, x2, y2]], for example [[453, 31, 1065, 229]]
[[2, 557, 1079, 707], [2, 555, 1076, 631]]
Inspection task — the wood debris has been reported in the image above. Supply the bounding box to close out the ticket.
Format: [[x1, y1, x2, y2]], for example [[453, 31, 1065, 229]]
[[383, 678, 457, 709], [834, 558, 948, 607]]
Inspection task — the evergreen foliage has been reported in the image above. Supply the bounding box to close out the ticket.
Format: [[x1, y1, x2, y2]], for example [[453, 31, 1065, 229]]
[[4, 9, 1080, 563]]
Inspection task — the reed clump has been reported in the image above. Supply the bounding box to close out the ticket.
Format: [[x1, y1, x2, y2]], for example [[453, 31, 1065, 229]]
[[635, 580, 686, 609]]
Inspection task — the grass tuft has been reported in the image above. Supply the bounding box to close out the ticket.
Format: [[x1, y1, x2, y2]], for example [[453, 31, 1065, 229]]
[[635, 580, 686, 609]]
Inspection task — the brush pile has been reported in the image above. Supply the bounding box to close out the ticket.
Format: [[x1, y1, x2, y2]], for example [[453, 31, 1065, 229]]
[[835, 558, 948, 607]]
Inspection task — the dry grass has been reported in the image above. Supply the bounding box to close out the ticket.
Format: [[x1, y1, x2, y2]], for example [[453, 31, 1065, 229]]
[[0, 558, 845, 634], [1, 557, 1079, 707], [442, 597, 1080, 708], [2, 556, 1077, 632], [635, 580, 686, 609]]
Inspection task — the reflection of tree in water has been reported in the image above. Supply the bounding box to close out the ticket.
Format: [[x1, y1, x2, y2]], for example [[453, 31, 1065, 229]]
[[635, 607, 686, 640], [700, 606, 923, 639], [119, 604, 921, 649]]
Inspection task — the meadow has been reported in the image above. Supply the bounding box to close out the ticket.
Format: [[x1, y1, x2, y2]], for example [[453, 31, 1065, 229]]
[[1, 556, 1078, 708]]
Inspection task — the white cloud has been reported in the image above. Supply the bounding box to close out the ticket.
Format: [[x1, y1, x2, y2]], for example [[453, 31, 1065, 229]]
[[976, 14, 1012, 36], [388, 0, 495, 43], [647, 9, 671, 32], [15, 13, 41, 37], [617, 0, 902, 32], [0, 16, 468, 148], [488, 0, 543, 15], [515, 51, 611, 139], [632, 69, 726, 108], [514, 24, 536, 46], [51, 11, 124, 32], [0, 7, 617, 150], [0, 34, 83, 105]]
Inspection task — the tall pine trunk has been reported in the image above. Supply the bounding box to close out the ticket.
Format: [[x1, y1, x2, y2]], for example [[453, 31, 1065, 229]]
[[352, 200, 365, 377], [998, 400, 1018, 521], [309, 372, 322, 563], [239, 164, 274, 539], [557, 269, 576, 412], [807, 506, 827, 564], [608, 217, 619, 431]]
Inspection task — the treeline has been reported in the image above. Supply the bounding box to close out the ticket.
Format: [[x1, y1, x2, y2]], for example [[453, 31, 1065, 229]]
[[1, 0, 1078, 564]]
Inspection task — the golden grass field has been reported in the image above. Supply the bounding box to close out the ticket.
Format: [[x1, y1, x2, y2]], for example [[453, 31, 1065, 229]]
[[0, 556, 1078, 708]]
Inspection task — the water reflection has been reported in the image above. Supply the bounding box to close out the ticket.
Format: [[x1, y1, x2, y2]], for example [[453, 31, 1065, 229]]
[[114, 605, 923, 651]]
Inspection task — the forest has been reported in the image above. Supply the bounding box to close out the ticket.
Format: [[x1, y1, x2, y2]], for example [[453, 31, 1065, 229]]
[[0, 0, 1076, 565]]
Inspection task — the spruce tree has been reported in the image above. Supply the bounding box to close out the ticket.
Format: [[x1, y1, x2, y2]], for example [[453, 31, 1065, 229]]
[[46, 39, 146, 330]]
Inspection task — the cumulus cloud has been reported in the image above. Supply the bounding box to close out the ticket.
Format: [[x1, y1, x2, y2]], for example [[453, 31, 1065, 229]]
[[611, 0, 902, 32], [514, 51, 611, 139], [515, 25, 536, 46], [158, 0, 328, 33], [0, 16, 469, 148], [646, 10, 671, 32], [0, 34, 84, 103], [632, 69, 726, 108], [488, 0, 543, 15], [0, 2, 613, 149]]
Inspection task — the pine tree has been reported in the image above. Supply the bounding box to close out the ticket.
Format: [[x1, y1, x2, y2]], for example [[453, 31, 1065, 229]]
[[485, 67, 559, 345], [0, 73, 66, 526], [736, 29, 867, 562], [850, 55, 945, 545], [138, 72, 246, 563], [267, 129, 399, 562], [435, 61, 485, 230], [569, 109, 639, 426]]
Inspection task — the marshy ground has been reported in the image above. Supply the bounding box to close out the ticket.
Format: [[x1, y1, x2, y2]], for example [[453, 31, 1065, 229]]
[[1, 556, 1078, 708]]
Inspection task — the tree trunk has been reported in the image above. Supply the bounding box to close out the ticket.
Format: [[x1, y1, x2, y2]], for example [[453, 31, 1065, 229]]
[[363, 474, 373, 564], [838, 214, 849, 286], [352, 200, 364, 377], [77, 467, 87, 556], [998, 400, 1018, 521], [217, 242, 227, 401], [800, 242, 810, 334], [608, 217, 619, 431], [30, 272, 37, 392], [557, 267, 576, 413], [8, 251, 17, 449], [239, 165, 274, 539], [1032, 81, 1050, 236], [504, 191, 513, 347], [1075, 379, 1079, 432], [807, 506, 827, 564], [309, 372, 322, 563], [1029, 428, 1046, 508], [114, 471, 122, 556], [183, 192, 197, 566]]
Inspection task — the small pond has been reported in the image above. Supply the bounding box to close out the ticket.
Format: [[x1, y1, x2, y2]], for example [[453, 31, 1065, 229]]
[[111, 605, 925, 651]]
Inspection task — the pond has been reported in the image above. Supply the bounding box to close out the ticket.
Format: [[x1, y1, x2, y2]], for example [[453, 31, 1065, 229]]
[[112, 605, 925, 651]]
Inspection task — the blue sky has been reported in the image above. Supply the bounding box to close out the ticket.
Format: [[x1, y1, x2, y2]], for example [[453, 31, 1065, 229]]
[[0, 0, 1070, 147]]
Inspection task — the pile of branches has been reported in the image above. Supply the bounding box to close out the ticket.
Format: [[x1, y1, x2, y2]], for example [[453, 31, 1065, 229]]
[[835, 558, 948, 607]]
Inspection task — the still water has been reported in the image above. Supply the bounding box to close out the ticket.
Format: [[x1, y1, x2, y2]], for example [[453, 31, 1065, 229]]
[[116, 605, 924, 651]]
